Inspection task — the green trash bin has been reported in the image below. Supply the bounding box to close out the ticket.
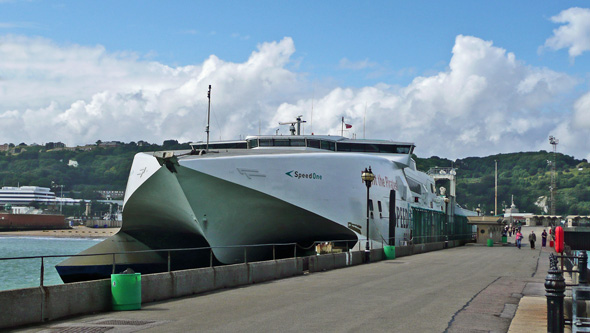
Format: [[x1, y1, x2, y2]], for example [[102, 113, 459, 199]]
[[383, 245, 396, 259], [111, 273, 141, 310], [501, 236, 507, 244], [487, 239, 493, 247]]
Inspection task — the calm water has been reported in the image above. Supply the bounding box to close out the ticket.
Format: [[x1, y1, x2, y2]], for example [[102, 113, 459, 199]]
[[0, 236, 102, 291]]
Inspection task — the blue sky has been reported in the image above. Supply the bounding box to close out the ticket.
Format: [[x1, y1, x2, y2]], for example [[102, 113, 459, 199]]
[[1, 0, 589, 160]]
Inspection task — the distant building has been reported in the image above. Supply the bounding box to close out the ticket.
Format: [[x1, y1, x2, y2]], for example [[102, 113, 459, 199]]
[[65, 145, 95, 151], [45, 142, 66, 150], [0, 144, 10, 152], [96, 190, 125, 199], [566, 216, 590, 228], [503, 196, 533, 226], [528, 215, 562, 227], [98, 141, 123, 148]]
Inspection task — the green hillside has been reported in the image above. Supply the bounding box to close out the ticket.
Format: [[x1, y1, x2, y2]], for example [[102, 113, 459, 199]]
[[1, 142, 588, 216], [0, 140, 190, 199], [414, 151, 590, 216]]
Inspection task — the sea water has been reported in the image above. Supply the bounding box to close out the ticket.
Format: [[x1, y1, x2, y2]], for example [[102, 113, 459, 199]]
[[0, 236, 102, 291]]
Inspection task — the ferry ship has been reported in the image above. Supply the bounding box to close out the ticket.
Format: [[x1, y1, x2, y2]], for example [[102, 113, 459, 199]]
[[0, 186, 80, 207], [0, 186, 60, 206], [57, 118, 474, 282]]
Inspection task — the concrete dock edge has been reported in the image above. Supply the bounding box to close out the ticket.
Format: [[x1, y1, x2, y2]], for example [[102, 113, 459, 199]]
[[0, 240, 458, 330]]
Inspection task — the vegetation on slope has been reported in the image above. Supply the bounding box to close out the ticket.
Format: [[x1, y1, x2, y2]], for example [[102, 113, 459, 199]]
[[414, 151, 590, 216], [1, 141, 588, 216]]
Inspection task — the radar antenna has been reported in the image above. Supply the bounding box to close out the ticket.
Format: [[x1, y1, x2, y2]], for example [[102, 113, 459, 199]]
[[206, 85, 212, 152], [279, 115, 306, 135]]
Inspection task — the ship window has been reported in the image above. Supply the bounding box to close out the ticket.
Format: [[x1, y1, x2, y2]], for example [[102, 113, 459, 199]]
[[290, 139, 306, 147], [336, 142, 350, 151], [369, 200, 374, 219], [307, 139, 320, 149], [363, 144, 380, 153], [377, 145, 396, 154], [274, 139, 290, 146], [259, 139, 272, 147], [211, 142, 247, 149], [378, 201, 383, 218], [407, 177, 422, 194], [395, 145, 412, 154], [321, 141, 335, 151]]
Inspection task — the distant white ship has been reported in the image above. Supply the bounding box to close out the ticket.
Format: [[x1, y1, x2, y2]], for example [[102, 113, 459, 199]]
[[57, 118, 474, 282], [0, 186, 79, 207]]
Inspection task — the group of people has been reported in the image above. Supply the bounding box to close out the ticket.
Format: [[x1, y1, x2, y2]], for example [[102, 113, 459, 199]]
[[506, 225, 552, 249]]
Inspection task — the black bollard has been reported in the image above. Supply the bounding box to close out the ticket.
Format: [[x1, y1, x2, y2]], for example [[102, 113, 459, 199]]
[[579, 250, 588, 285], [546, 253, 566, 333]]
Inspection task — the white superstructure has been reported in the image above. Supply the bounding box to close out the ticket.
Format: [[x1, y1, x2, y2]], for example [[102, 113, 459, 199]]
[[124, 135, 445, 264], [0, 186, 80, 206], [57, 130, 471, 282]]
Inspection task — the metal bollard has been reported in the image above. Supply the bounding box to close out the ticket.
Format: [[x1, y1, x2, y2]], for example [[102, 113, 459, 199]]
[[546, 253, 566, 333], [579, 250, 588, 285]]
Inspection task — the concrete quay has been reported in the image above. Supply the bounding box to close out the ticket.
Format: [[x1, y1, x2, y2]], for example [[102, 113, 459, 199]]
[[10, 226, 560, 333]]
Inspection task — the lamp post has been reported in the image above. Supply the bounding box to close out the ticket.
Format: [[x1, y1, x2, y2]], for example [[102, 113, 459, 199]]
[[361, 167, 375, 263], [51, 181, 64, 214], [444, 196, 450, 240]]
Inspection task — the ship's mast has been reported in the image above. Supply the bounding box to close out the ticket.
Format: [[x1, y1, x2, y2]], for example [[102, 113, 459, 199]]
[[206, 85, 211, 152], [279, 116, 306, 135]]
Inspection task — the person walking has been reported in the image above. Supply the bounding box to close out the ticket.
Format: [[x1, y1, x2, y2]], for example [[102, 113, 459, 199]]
[[516, 230, 523, 249], [529, 230, 536, 249], [542, 229, 547, 247]]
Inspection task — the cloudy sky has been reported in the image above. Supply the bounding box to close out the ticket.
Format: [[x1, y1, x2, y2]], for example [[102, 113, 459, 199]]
[[1, 1, 589, 160]]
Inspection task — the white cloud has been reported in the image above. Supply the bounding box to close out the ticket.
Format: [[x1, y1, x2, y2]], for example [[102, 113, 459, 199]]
[[547, 92, 590, 162], [339, 58, 376, 70], [545, 7, 590, 58], [276, 35, 581, 159], [0, 35, 302, 145], [0, 22, 36, 29], [0, 34, 586, 161]]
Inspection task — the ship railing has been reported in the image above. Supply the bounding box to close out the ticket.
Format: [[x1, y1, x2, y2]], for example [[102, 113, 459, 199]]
[[0, 234, 475, 289], [0, 241, 305, 288]]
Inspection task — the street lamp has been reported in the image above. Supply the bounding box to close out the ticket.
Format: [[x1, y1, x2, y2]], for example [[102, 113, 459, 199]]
[[444, 196, 450, 240], [51, 181, 64, 214], [361, 167, 375, 263]]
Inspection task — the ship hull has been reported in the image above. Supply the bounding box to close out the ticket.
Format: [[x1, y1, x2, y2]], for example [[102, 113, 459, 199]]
[[0, 213, 67, 231], [57, 146, 436, 282]]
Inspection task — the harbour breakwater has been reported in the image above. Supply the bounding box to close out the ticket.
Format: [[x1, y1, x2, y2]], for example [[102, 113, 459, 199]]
[[0, 239, 468, 330]]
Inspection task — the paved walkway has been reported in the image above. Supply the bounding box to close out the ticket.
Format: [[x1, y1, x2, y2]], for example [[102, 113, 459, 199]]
[[16, 226, 559, 333], [507, 226, 573, 333]]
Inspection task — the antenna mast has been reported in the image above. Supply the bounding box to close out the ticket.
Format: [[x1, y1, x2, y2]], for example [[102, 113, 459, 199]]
[[279, 116, 306, 135], [206, 85, 211, 152], [549, 136, 559, 215]]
